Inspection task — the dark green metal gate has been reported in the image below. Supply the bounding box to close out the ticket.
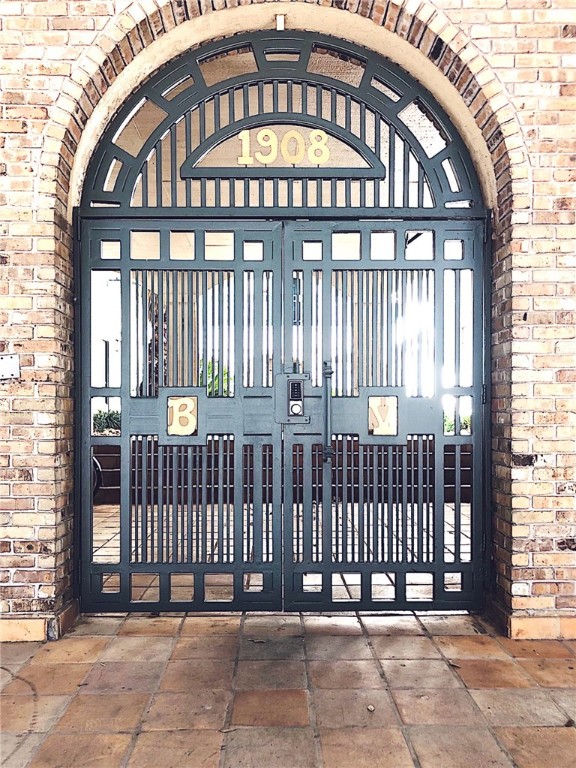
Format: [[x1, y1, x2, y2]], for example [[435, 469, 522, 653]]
[[77, 32, 489, 612]]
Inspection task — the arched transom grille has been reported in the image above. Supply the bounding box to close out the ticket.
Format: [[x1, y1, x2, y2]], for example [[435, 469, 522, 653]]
[[82, 33, 484, 217]]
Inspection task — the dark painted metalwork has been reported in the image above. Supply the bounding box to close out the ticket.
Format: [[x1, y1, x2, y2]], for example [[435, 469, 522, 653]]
[[81, 32, 484, 218], [77, 32, 490, 613]]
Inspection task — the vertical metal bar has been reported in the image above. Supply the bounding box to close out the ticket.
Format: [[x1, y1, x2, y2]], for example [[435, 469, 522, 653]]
[[417, 436, 424, 563], [371, 447, 378, 562], [169, 446, 176, 564], [295, 445, 302, 562], [142, 271, 149, 397], [454, 444, 462, 562], [417, 163, 425, 208], [372, 270, 380, 388], [403, 141, 410, 208], [253, 442, 263, 563], [155, 143, 163, 207], [133, 272, 140, 398], [186, 445, 193, 563], [170, 125, 177, 207], [194, 446, 200, 563], [242, 446, 250, 563], [401, 443, 408, 562], [409, 436, 415, 561], [388, 125, 396, 208], [357, 269, 364, 390], [374, 118, 381, 208], [426, 436, 433, 562], [388, 446, 396, 562], [185, 111, 192, 207], [142, 163, 149, 207], [155, 444, 164, 563], [455, 270, 462, 386], [138, 438, 147, 564], [254, 269, 264, 387], [263, 444, 269, 564], [130, 439, 137, 564], [148, 437, 155, 563], [302, 440, 313, 563], [158, 271, 165, 392], [358, 442, 365, 564], [199, 102, 206, 209]]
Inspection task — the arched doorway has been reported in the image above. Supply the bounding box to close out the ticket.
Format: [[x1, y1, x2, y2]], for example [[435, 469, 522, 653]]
[[77, 31, 490, 612]]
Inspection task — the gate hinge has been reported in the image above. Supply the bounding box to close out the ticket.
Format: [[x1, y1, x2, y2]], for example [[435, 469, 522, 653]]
[[481, 384, 487, 404]]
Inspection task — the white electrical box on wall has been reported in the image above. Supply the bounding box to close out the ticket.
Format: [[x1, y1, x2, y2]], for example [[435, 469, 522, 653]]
[[0, 354, 20, 381]]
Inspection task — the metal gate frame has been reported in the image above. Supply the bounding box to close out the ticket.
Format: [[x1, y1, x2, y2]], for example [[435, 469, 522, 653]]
[[74, 31, 491, 614]]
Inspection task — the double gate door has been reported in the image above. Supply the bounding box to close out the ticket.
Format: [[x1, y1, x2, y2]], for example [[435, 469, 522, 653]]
[[82, 219, 486, 612]]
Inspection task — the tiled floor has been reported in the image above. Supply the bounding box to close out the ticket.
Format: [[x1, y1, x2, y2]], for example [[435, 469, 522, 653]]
[[1, 612, 575, 768]]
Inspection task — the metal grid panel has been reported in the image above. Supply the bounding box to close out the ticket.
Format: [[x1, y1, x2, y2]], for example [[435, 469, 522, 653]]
[[81, 219, 487, 613]]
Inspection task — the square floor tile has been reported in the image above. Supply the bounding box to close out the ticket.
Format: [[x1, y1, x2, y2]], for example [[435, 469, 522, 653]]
[[305, 636, 372, 660], [231, 689, 309, 726], [361, 615, 425, 635], [222, 727, 318, 768], [0, 695, 70, 732], [171, 635, 238, 660], [243, 615, 303, 636], [453, 660, 535, 689], [303, 616, 363, 635], [239, 636, 304, 661], [69, 617, 125, 636], [142, 690, 230, 730], [371, 635, 441, 659], [28, 637, 110, 665], [497, 638, 576, 659], [518, 659, 576, 688], [470, 689, 568, 726], [381, 660, 461, 689], [127, 730, 223, 768], [0, 642, 42, 671], [393, 689, 482, 725], [313, 689, 397, 728], [159, 659, 234, 691], [81, 662, 165, 693], [235, 660, 307, 690], [100, 636, 174, 662], [409, 725, 513, 768], [320, 727, 413, 768], [418, 615, 485, 636], [181, 617, 241, 636], [309, 660, 383, 689], [28, 733, 131, 768], [434, 635, 509, 659], [549, 689, 576, 721], [1, 733, 49, 768], [55, 692, 149, 732], [118, 617, 183, 636], [2, 663, 92, 696], [495, 727, 576, 768]]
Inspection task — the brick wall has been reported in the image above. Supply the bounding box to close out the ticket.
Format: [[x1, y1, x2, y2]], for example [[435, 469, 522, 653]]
[[0, 0, 574, 639]]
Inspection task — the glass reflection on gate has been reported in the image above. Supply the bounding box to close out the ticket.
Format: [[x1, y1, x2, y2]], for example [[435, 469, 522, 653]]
[[328, 269, 435, 397], [443, 269, 474, 389], [443, 444, 473, 563], [130, 268, 235, 396], [170, 231, 195, 260], [243, 269, 275, 388], [91, 271, 121, 388], [91, 446, 121, 565]]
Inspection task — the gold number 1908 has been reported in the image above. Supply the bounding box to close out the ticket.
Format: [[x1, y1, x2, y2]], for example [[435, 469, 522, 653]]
[[237, 128, 330, 166]]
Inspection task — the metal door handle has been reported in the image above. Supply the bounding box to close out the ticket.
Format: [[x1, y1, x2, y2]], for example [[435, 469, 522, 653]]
[[322, 361, 334, 463]]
